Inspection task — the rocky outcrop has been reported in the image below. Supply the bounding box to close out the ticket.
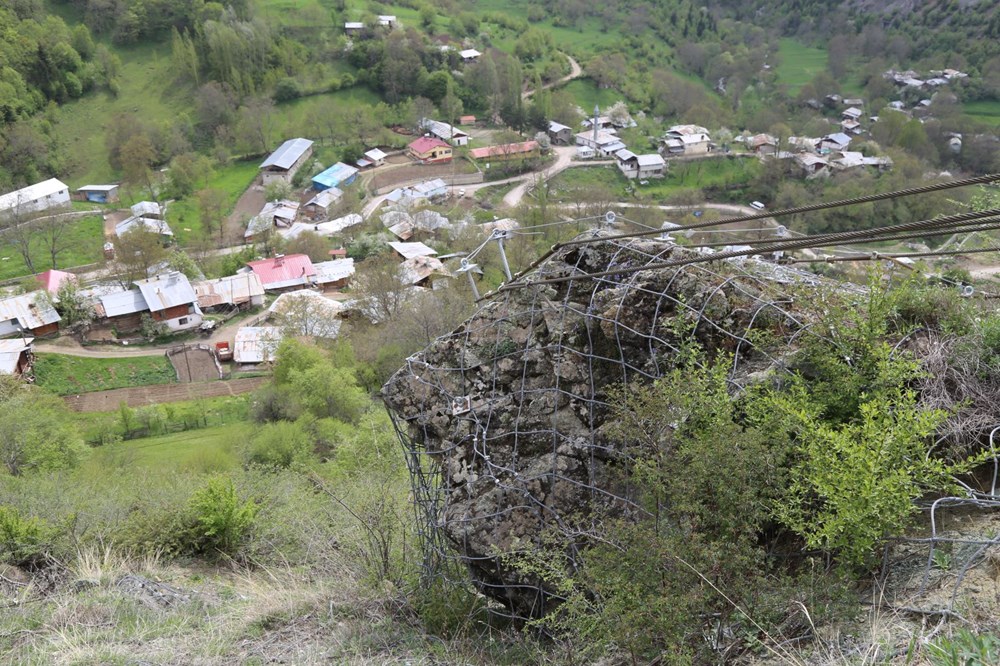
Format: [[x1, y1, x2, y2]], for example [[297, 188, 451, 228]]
[[382, 235, 831, 615]]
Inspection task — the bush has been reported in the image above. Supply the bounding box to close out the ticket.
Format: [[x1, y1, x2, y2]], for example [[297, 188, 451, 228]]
[[187, 476, 258, 557], [240, 420, 314, 470], [0, 506, 54, 568], [273, 77, 303, 102]]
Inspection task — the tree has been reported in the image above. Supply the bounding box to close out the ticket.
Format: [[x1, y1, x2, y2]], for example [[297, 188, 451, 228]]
[[285, 230, 329, 262], [197, 187, 228, 243], [0, 376, 87, 476], [53, 279, 95, 328], [36, 214, 74, 269], [107, 227, 169, 287], [353, 255, 409, 323], [235, 96, 275, 155], [120, 132, 157, 199], [169, 152, 214, 198]]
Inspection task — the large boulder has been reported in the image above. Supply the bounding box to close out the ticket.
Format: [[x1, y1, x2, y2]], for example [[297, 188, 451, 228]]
[[382, 234, 830, 615]]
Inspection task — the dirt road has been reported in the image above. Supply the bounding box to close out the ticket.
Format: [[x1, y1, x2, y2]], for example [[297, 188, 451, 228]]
[[522, 54, 582, 100], [63, 376, 267, 411]]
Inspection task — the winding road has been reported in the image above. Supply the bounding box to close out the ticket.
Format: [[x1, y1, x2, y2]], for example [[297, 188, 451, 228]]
[[522, 54, 582, 100]]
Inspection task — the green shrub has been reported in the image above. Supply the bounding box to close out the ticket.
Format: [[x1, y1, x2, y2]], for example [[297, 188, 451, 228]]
[[0, 506, 54, 568], [240, 421, 314, 470], [187, 476, 258, 558]]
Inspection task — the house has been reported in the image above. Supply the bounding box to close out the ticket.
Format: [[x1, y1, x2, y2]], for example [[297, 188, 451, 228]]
[[234, 326, 283, 365], [246, 254, 317, 292], [76, 184, 119, 203], [842, 107, 863, 121], [576, 145, 595, 159], [748, 134, 778, 155], [843, 98, 865, 108], [469, 141, 540, 163], [399, 255, 452, 287], [312, 162, 358, 190], [302, 188, 343, 219], [303, 213, 363, 237], [344, 21, 364, 33], [0, 292, 61, 337], [581, 115, 615, 131], [840, 119, 862, 134], [259, 138, 315, 186], [818, 132, 852, 153], [0, 338, 33, 377], [268, 291, 344, 338], [33, 270, 77, 299], [134, 272, 203, 332], [795, 153, 831, 178], [407, 137, 453, 163], [193, 273, 265, 311], [96, 289, 149, 332], [459, 115, 476, 125], [377, 15, 396, 27], [245, 199, 299, 241], [614, 149, 666, 179], [115, 215, 174, 240], [661, 125, 712, 156], [575, 130, 626, 157], [824, 94, 843, 107], [312, 258, 355, 290], [389, 241, 437, 261], [358, 148, 387, 168], [0, 178, 71, 221], [419, 118, 470, 146], [547, 121, 573, 145], [459, 49, 481, 62]]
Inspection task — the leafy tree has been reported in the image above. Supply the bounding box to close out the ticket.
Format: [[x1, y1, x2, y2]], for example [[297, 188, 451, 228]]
[[187, 476, 258, 557], [241, 420, 314, 469], [196, 187, 228, 243], [285, 230, 329, 263], [0, 376, 87, 476], [120, 132, 158, 199]]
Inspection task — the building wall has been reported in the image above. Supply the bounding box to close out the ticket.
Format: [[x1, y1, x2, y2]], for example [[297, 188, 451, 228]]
[[684, 141, 711, 155], [29, 322, 60, 337], [260, 146, 313, 186], [0, 188, 71, 221]]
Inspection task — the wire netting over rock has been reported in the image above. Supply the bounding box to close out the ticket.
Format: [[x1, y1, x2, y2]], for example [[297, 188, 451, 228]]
[[381, 233, 848, 618]]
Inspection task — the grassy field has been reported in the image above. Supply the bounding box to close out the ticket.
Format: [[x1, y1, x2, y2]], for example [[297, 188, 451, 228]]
[[165, 159, 260, 244], [0, 214, 105, 281], [550, 158, 761, 204], [963, 100, 1000, 126], [775, 38, 829, 95], [91, 423, 246, 471], [563, 78, 627, 112], [34, 353, 176, 395]]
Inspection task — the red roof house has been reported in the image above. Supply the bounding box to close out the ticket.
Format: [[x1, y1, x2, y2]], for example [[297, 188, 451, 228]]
[[407, 136, 453, 164], [245, 254, 317, 291], [35, 269, 77, 295]]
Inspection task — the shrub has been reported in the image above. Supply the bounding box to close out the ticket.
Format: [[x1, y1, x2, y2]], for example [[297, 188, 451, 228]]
[[187, 476, 258, 557], [0, 506, 54, 568], [240, 420, 314, 470]]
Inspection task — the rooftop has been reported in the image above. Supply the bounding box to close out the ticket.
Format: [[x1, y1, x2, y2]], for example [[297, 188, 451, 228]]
[[408, 136, 451, 153], [246, 254, 317, 289], [389, 241, 438, 260], [234, 326, 283, 364], [0, 291, 61, 331], [260, 138, 314, 171], [0, 178, 68, 212], [134, 272, 197, 313]]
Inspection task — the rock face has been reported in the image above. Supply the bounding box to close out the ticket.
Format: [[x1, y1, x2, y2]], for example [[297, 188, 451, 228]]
[[382, 235, 830, 616]]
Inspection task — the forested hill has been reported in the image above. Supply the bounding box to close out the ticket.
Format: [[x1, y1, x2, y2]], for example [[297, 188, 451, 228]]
[[709, 0, 1000, 67]]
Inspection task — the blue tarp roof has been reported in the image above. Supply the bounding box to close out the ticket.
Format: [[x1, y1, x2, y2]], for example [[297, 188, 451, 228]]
[[312, 162, 359, 189]]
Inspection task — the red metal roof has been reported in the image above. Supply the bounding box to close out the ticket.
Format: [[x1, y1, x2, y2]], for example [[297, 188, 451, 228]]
[[35, 269, 77, 295], [469, 141, 539, 160], [408, 136, 450, 154], [246, 254, 317, 288]]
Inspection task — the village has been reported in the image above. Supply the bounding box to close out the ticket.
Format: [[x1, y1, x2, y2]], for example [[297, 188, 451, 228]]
[[0, 64, 979, 390]]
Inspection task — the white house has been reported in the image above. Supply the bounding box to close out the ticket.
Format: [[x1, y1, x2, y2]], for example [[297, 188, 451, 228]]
[[133, 272, 203, 332], [419, 118, 470, 146], [0, 179, 71, 221], [615, 149, 666, 179], [575, 130, 626, 157]]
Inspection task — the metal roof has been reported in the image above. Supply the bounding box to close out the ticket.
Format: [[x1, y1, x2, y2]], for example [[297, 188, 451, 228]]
[[389, 242, 437, 260], [246, 254, 317, 290], [77, 184, 118, 192], [615, 149, 636, 162], [193, 273, 264, 308], [305, 188, 343, 210], [459, 49, 481, 59], [365, 148, 387, 161], [420, 119, 469, 140], [0, 291, 61, 331], [260, 138, 314, 170], [268, 292, 344, 339], [469, 141, 539, 160], [115, 216, 173, 237], [313, 258, 355, 285], [399, 256, 451, 285], [636, 153, 665, 167], [99, 289, 149, 318], [0, 337, 32, 375], [131, 201, 161, 217], [35, 269, 76, 295], [0, 179, 68, 212], [408, 136, 451, 154], [234, 326, 283, 364], [134, 272, 197, 313], [312, 162, 358, 189], [548, 121, 571, 133]]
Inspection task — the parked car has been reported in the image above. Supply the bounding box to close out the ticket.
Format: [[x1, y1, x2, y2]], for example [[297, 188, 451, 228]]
[[750, 201, 766, 210]]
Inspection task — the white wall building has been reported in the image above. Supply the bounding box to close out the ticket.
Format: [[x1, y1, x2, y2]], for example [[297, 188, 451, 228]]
[[0, 179, 71, 221]]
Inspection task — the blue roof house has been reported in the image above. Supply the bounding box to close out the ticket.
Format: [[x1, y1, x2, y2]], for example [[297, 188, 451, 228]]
[[312, 163, 359, 191]]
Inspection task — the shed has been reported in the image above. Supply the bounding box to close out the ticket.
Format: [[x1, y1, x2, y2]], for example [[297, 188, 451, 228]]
[[377, 15, 396, 27], [303, 188, 343, 219], [131, 201, 163, 219], [459, 115, 477, 125], [0, 337, 33, 377], [363, 148, 387, 166], [193, 273, 265, 310], [312, 258, 356, 290], [234, 326, 283, 365], [0, 291, 61, 337], [76, 184, 120, 203], [459, 49, 481, 61], [116, 215, 174, 239], [312, 162, 359, 190], [389, 241, 438, 260]]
